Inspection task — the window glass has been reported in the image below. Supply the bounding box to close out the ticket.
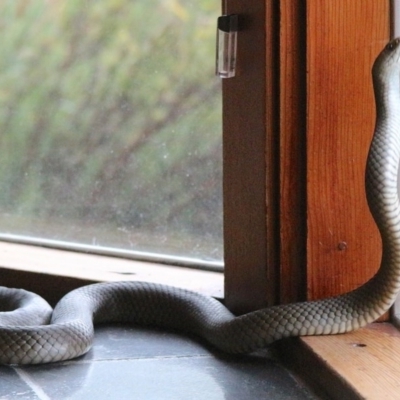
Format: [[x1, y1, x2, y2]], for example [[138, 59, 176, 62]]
[[0, 1, 222, 266]]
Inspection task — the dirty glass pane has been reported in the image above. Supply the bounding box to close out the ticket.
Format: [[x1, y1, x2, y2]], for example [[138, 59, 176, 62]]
[[0, 1, 223, 266]]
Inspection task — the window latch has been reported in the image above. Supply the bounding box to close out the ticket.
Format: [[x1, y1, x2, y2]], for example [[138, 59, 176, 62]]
[[216, 14, 238, 78]]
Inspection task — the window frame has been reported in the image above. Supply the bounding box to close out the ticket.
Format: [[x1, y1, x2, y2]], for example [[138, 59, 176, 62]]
[[0, 0, 277, 313]]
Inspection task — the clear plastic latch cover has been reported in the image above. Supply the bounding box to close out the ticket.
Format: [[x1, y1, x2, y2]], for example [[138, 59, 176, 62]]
[[216, 14, 238, 78]]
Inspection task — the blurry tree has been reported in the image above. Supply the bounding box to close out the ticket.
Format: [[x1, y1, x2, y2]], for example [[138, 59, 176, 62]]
[[0, 0, 222, 261]]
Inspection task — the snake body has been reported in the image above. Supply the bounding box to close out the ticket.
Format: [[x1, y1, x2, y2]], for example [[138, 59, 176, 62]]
[[2, 38, 400, 365]]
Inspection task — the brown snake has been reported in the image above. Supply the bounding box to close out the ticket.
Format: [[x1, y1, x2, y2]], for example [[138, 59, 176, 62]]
[[1, 38, 400, 365]]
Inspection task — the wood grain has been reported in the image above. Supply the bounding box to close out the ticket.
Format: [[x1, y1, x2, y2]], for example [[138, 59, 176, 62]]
[[305, 324, 400, 399], [0, 241, 223, 304], [279, 324, 400, 399], [306, 1, 389, 300], [279, 0, 307, 303], [223, 0, 270, 314], [265, 0, 280, 306]]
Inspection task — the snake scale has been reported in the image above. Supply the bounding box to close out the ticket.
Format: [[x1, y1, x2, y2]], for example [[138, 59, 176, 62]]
[[1, 38, 400, 365]]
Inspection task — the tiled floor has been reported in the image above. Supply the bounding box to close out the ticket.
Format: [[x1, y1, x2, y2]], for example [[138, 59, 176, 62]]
[[0, 325, 319, 400]]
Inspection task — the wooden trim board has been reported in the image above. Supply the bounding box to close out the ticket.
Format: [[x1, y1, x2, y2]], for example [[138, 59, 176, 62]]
[[0, 241, 223, 305], [306, 0, 389, 302], [278, 323, 400, 399], [222, 0, 270, 314]]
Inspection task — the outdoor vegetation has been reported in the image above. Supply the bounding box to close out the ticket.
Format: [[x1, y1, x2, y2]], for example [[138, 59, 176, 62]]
[[0, 0, 223, 262]]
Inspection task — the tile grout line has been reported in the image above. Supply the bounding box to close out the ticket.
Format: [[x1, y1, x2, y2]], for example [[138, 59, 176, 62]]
[[14, 368, 51, 400], [53, 353, 215, 366]]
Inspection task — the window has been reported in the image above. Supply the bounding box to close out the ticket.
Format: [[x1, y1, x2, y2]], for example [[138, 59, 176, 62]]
[[0, 0, 223, 269], [0, 0, 269, 312]]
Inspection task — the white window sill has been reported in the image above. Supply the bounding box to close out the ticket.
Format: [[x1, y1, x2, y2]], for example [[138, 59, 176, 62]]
[[0, 241, 223, 299]]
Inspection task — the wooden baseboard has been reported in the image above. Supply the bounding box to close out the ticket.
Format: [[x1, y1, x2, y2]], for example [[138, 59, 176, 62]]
[[277, 323, 400, 399]]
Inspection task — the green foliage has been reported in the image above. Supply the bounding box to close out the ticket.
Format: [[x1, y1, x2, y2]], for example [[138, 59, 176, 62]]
[[0, 0, 222, 260]]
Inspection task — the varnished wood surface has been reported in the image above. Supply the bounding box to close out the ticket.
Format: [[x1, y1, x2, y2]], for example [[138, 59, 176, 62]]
[[279, 0, 307, 303], [0, 241, 223, 305], [306, 1, 389, 300], [226, 0, 390, 310], [280, 324, 400, 400], [265, 0, 280, 307], [223, 0, 270, 314]]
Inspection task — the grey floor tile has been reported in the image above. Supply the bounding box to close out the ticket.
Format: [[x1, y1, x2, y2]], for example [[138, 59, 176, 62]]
[[0, 366, 40, 400], [19, 356, 315, 400], [84, 325, 211, 361], [10, 326, 318, 400]]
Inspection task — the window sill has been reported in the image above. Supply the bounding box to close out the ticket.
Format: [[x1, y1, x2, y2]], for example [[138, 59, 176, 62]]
[[278, 323, 400, 399], [0, 240, 223, 304]]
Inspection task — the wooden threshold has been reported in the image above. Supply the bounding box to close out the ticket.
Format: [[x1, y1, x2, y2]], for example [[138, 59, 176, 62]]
[[278, 323, 400, 399]]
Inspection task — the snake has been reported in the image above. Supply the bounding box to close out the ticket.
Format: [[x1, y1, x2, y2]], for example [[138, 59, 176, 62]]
[[1, 38, 400, 365]]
